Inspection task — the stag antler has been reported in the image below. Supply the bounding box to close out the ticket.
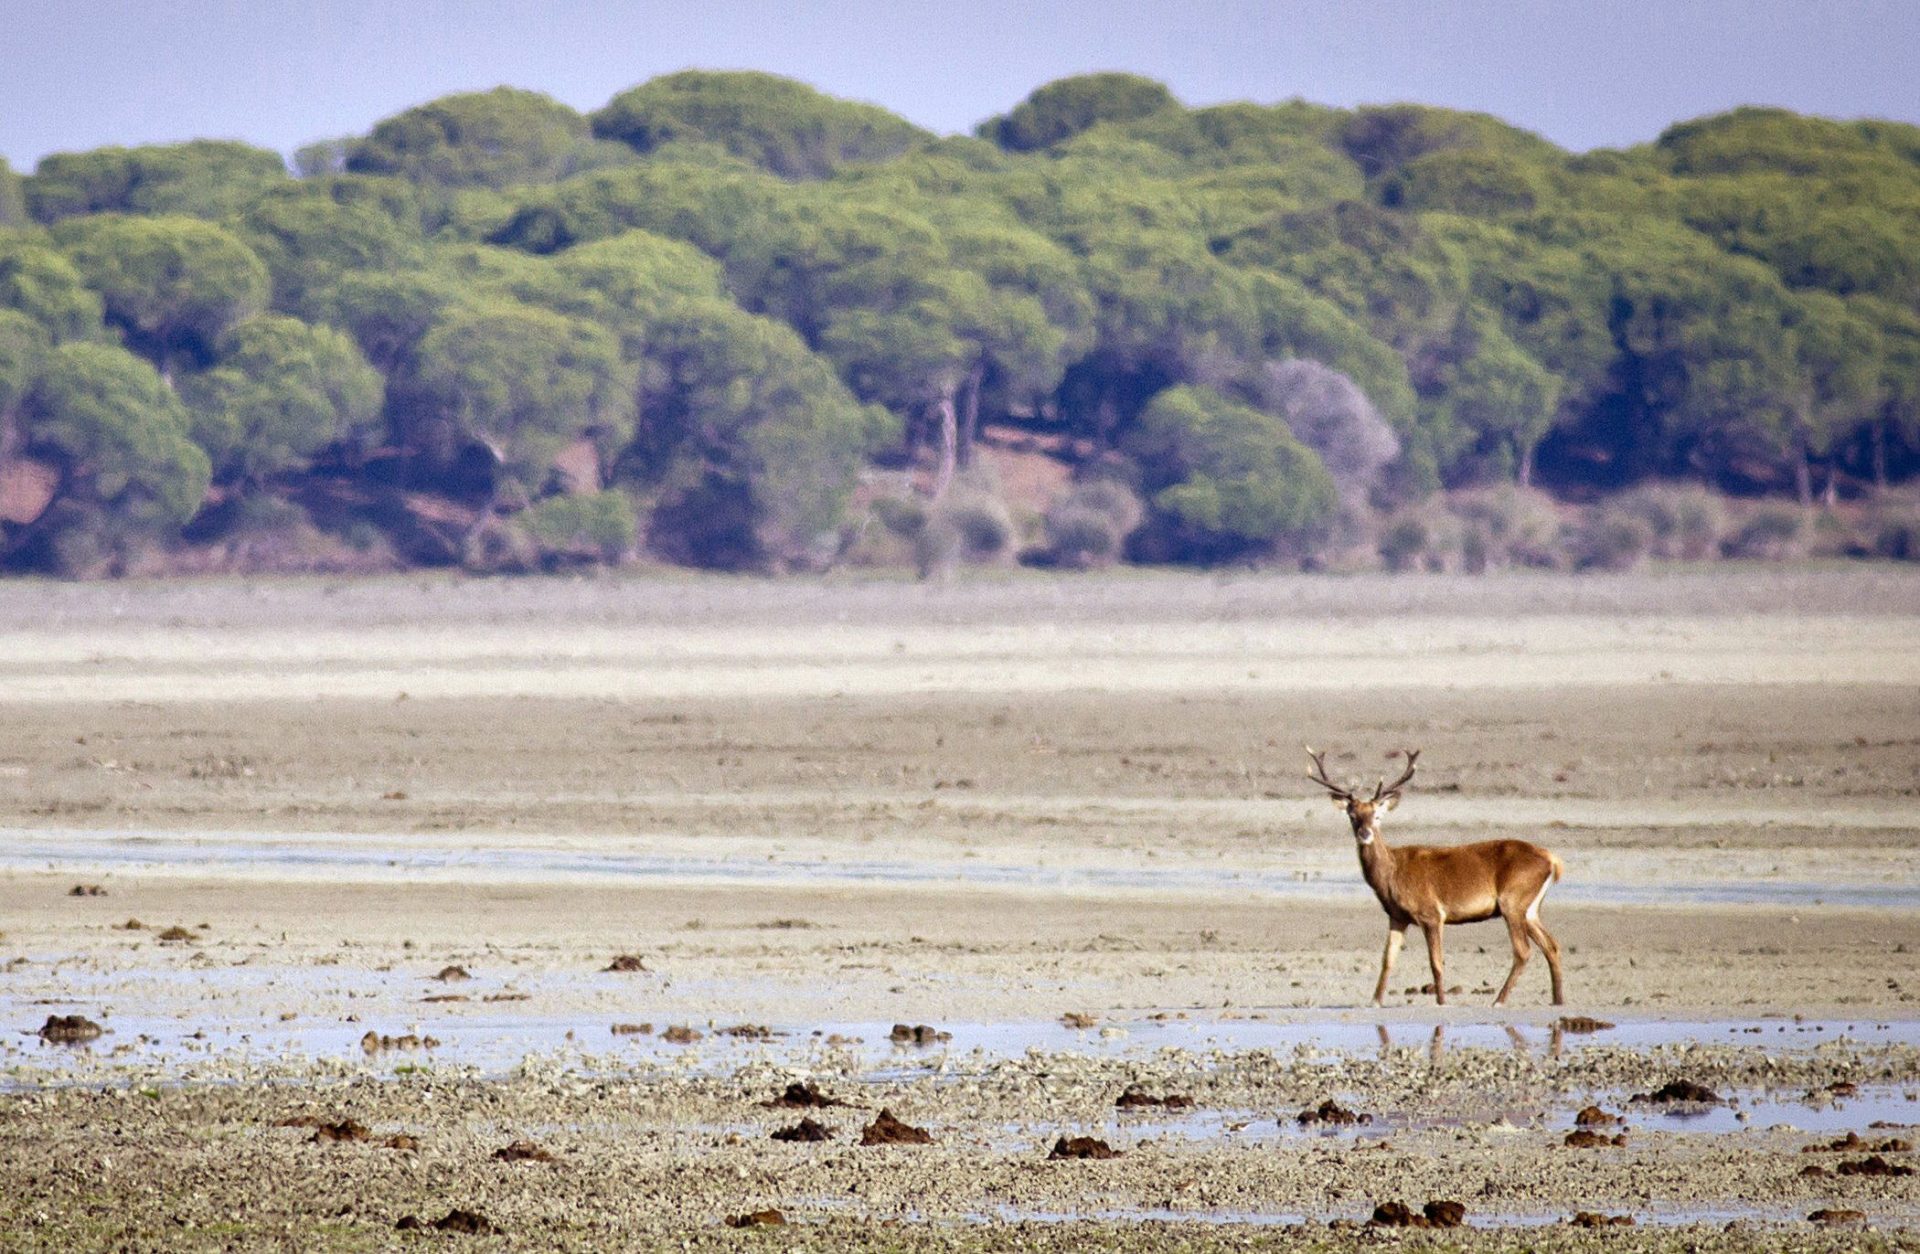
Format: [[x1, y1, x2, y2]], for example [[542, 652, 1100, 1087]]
[[1304, 746, 1352, 801], [1373, 749, 1421, 802]]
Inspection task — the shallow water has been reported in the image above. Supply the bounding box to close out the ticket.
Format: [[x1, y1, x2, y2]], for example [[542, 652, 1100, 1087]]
[[7, 827, 1917, 909]]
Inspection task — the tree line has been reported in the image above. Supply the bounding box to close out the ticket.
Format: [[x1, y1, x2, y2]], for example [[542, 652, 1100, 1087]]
[[2, 71, 1918, 576]]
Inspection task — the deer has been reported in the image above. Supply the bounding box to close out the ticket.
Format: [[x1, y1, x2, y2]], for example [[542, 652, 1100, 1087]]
[[1306, 747, 1566, 1007]]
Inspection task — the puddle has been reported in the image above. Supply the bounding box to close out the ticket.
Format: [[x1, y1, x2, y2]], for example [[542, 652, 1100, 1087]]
[[6, 827, 1916, 909], [1600, 1085, 1920, 1135]]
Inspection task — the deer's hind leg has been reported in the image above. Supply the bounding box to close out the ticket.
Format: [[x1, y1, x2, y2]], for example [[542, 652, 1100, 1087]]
[[1493, 909, 1532, 1006]]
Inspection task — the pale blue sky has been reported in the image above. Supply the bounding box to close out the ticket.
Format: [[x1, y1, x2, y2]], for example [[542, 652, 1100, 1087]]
[[4, 0, 1917, 169]]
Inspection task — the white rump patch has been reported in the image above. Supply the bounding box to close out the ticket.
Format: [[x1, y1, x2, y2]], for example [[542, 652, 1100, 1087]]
[[1524, 878, 1551, 923]]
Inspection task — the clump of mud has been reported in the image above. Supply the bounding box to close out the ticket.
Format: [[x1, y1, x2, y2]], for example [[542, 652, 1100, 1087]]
[[1060, 1011, 1097, 1028], [118, 919, 144, 930], [396, 1209, 497, 1235], [1570, 1212, 1635, 1227], [156, 926, 196, 943], [725, 1210, 785, 1228], [1808, 1208, 1867, 1226], [1804, 1132, 1912, 1153], [1556, 1016, 1615, 1033], [771, 1117, 832, 1143], [1836, 1154, 1913, 1177], [661, 1025, 702, 1044], [310, 1119, 370, 1143], [493, 1140, 556, 1163], [719, 1023, 774, 1039], [432, 966, 470, 982], [360, 1031, 439, 1052], [1565, 1129, 1627, 1149], [68, 884, 106, 897], [1574, 1105, 1622, 1127], [421, 994, 468, 1004], [889, 1023, 950, 1045], [1297, 1099, 1370, 1126], [37, 1014, 103, 1043], [1049, 1136, 1121, 1160], [770, 1082, 844, 1109], [1370, 1200, 1465, 1229], [860, 1109, 932, 1146], [602, 954, 648, 972], [1115, 1086, 1193, 1110], [1630, 1079, 1721, 1104], [610, 1023, 652, 1036]]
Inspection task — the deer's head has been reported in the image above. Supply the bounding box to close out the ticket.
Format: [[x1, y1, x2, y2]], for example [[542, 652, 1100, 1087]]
[[1306, 747, 1420, 845]]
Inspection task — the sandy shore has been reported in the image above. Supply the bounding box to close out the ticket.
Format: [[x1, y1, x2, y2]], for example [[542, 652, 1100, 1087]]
[[0, 570, 1916, 1249]]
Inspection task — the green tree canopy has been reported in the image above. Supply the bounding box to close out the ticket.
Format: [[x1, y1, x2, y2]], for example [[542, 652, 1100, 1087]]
[[0, 232, 106, 342], [182, 315, 383, 485], [1128, 383, 1338, 561], [25, 141, 288, 222], [0, 160, 26, 227], [626, 296, 894, 568], [593, 71, 929, 179], [410, 297, 634, 483], [52, 215, 269, 374], [981, 73, 1181, 152], [347, 87, 631, 189], [22, 340, 210, 521]]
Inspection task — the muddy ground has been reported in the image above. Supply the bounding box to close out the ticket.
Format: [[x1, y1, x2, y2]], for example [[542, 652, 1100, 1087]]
[[0, 569, 1916, 1250]]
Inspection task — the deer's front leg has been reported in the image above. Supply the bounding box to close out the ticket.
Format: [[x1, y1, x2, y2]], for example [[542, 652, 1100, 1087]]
[[1372, 922, 1407, 1006], [1421, 920, 1446, 1005]]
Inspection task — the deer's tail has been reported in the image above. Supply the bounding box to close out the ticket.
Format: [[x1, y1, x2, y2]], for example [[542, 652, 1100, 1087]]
[[1548, 852, 1566, 883]]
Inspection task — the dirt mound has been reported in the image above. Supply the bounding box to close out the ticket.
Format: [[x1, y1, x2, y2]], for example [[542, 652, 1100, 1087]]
[[720, 1023, 774, 1039], [1574, 1105, 1622, 1126], [610, 1023, 652, 1036], [770, 1081, 843, 1109], [156, 926, 196, 943], [661, 1025, 702, 1044], [1565, 1129, 1627, 1149], [860, 1109, 932, 1146], [1060, 1011, 1097, 1028], [1570, 1212, 1635, 1227], [493, 1140, 556, 1163], [1297, 1098, 1370, 1126], [1048, 1136, 1121, 1160], [1631, 1079, 1721, 1104], [771, 1117, 832, 1143], [1837, 1154, 1913, 1177], [396, 1209, 497, 1235], [1370, 1199, 1465, 1229], [1804, 1131, 1912, 1153], [432, 966, 471, 982], [725, 1209, 785, 1228], [602, 954, 647, 972], [312, 1119, 370, 1143], [37, 1015, 103, 1043], [889, 1023, 950, 1045], [1808, 1208, 1867, 1226], [1115, 1086, 1192, 1110], [360, 1031, 438, 1052]]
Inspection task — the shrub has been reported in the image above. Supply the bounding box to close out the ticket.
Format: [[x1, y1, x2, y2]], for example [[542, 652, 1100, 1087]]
[[869, 493, 927, 539], [1040, 479, 1143, 568], [941, 493, 1015, 561], [1858, 499, 1920, 561], [1446, 486, 1564, 571], [1569, 505, 1653, 571], [1378, 514, 1430, 573], [1724, 502, 1808, 560], [461, 518, 540, 573], [1610, 483, 1727, 560], [521, 490, 637, 563], [1043, 506, 1123, 569]]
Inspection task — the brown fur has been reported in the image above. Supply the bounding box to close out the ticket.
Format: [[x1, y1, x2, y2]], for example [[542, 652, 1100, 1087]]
[[1310, 750, 1566, 1007]]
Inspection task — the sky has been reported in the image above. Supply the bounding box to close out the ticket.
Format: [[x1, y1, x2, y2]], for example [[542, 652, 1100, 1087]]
[[4, 0, 1919, 169]]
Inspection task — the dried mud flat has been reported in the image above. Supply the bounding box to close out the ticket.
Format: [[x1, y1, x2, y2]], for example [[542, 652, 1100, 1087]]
[[0, 569, 1918, 1251]]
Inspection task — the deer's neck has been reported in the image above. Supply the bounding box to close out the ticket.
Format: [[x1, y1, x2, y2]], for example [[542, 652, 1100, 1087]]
[[1356, 834, 1402, 906]]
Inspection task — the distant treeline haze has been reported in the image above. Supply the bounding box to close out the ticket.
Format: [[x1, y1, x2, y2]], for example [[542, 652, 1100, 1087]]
[[2, 72, 1919, 576]]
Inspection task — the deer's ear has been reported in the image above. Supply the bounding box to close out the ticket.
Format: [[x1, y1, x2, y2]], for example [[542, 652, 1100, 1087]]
[[1329, 795, 1349, 810], [1379, 794, 1400, 812]]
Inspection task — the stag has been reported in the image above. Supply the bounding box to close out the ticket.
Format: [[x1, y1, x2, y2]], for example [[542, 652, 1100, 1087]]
[[1306, 748, 1566, 1007]]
